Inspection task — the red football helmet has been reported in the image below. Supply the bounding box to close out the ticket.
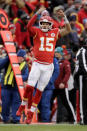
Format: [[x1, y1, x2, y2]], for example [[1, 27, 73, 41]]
[[39, 16, 53, 32]]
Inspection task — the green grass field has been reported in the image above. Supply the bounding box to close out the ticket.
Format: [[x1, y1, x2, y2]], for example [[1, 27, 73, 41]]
[[0, 124, 87, 131]]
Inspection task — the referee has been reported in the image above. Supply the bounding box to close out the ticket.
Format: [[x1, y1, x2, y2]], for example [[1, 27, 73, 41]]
[[74, 38, 87, 125]]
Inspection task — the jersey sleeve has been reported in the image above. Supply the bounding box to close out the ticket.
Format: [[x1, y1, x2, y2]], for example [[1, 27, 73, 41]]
[[55, 28, 61, 39], [57, 28, 61, 39], [27, 14, 38, 37]]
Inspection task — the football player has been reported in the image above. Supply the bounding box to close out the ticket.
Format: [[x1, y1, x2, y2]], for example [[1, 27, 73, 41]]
[[16, 7, 72, 124]]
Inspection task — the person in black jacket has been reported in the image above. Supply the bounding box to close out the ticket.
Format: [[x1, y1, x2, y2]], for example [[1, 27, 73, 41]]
[[74, 38, 87, 125]]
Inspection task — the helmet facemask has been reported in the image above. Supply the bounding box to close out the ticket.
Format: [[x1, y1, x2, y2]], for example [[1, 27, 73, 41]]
[[39, 17, 53, 32]]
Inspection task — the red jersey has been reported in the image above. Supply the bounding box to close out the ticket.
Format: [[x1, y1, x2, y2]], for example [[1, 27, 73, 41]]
[[78, 8, 87, 24], [28, 15, 61, 64], [33, 28, 60, 64]]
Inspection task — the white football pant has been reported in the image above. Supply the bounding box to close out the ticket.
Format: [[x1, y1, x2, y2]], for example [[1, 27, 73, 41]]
[[28, 61, 54, 91]]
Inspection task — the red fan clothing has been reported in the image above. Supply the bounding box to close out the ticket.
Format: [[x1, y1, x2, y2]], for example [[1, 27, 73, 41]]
[[11, 0, 35, 19], [11, 0, 19, 18], [75, 22, 84, 37], [29, 0, 39, 6], [78, 8, 87, 24], [29, 0, 49, 8], [28, 14, 61, 64], [22, 1, 36, 15], [55, 59, 71, 89], [15, 19, 31, 49], [52, 19, 65, 28]]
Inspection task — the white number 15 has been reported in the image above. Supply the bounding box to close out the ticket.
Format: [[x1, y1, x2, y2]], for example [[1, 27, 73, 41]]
[[39, 37, 54, 52]]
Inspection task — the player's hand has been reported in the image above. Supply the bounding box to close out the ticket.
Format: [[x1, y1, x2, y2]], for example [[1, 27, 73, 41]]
[[37, 6, 46, 15], [59, 83, 65, 89]]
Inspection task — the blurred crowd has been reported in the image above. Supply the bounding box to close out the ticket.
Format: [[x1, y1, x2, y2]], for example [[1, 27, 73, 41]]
[[0, 0, 87, 125]]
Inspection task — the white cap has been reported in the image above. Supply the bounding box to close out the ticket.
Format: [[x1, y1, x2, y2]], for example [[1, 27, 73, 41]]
[[53, 5, 64, 14]]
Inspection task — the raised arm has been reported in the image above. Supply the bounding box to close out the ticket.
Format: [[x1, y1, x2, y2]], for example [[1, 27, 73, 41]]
[[27, 7, 46, 29], [58, 10, 72, 37], [27, 7, 46, 36]]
